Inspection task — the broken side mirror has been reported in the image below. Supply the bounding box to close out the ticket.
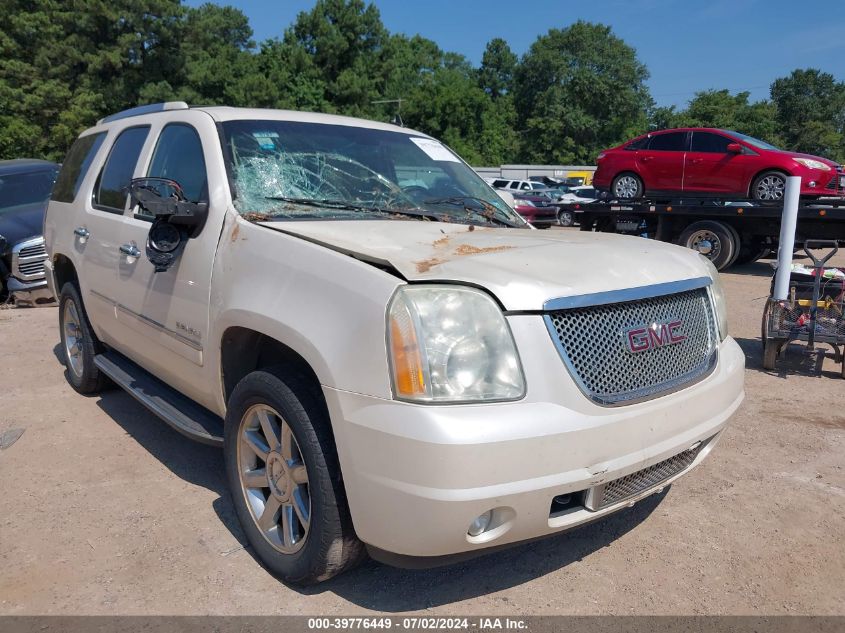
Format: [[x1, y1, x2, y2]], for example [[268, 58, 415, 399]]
[[128, 177, 208, 233], [128, 177, 209, 273]]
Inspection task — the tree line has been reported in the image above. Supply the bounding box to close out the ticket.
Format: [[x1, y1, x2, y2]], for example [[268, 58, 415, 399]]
[[2, 0, 844, 165]]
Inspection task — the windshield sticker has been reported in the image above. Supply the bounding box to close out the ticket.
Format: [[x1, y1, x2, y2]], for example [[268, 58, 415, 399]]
[[252, 131, 279, 151], [409, 137, 460, 162]]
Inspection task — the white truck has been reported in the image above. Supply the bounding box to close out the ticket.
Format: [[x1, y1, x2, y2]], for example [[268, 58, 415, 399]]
[[44, 102, 745, 584]]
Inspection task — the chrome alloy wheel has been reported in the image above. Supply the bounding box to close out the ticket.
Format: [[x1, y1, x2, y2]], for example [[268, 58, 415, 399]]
[[755, 174, 785, 200], [62, 300, 84, 379], [614, 175, 640, 198], [687, 229, 720, 260], [238, 404, 310, 554]]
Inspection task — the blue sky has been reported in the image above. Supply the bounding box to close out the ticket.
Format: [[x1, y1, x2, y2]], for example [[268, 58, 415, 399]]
[[186, 0, 845, 108]]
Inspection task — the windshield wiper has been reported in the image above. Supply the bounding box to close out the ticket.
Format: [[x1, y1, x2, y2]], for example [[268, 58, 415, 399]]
[[422, 196, 522, 227], [265, 196, 442, 221]]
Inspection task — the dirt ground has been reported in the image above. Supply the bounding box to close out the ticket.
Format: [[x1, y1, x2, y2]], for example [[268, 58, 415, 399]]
[[1, 241, 843, 616]]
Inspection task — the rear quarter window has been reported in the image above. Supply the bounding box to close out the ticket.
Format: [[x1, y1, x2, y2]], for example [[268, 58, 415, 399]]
[[52, 133, 106, 203]]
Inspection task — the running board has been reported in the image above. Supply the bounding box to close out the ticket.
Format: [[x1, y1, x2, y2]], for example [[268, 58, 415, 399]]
[[94, 352, 224, 446]]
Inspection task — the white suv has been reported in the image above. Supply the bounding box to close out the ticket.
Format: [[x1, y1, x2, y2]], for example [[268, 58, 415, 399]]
[[44, 103, 744, 584]]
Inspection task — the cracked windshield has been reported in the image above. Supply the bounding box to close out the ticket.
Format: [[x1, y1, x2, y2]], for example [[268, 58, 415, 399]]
[[222, 120, 523, 227]]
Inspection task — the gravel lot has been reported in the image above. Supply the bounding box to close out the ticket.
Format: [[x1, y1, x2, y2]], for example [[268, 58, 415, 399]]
[[1, 240, 843, 615]]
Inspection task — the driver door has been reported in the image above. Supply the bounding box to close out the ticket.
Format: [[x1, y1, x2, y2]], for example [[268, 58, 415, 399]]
[[108, 112, 226, 404]]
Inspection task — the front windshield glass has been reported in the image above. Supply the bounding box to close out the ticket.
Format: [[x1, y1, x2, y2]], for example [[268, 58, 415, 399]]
[[221, 120, 523, 227], [0, 169, 58, 215], [722, 130, 780, 151]]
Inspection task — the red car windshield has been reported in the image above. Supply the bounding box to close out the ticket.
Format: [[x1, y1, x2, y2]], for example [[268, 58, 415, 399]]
[[721, 130, 780, 151]]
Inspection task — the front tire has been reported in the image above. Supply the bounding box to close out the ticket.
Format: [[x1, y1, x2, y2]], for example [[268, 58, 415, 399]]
[[611, 172, 643, 199], [751, 171, 787, 201], [224, 369, 365, 585], [558, 209, 575, 227], [58, 282, 109, 394]]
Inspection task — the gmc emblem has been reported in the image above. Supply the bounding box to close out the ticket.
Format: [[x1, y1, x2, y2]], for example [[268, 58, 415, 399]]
[[624, 320, 687, 353]]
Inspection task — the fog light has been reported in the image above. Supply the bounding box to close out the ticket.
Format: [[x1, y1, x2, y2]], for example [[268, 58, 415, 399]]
[[809, 180, 817, 187], [467, 510, 493, 536]]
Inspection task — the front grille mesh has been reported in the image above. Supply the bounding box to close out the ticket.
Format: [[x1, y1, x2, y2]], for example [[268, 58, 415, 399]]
[[546, 288, 718, 405], [591, 443, 703, 510]]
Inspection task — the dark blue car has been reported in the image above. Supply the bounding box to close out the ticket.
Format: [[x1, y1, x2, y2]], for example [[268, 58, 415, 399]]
[[0, 159, 59, 305]]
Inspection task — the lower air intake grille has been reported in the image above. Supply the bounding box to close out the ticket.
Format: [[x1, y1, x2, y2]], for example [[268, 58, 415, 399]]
[[585, 442, 704, 511]]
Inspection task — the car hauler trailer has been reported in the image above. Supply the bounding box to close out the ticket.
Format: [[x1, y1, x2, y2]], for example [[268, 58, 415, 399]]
[[565, 196, 845, 270]]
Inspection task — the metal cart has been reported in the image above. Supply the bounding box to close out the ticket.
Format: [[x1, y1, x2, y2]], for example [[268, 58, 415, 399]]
[[761, 240, 845, 376]]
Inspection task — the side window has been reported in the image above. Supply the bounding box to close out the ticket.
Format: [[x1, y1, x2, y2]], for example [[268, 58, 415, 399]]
[[520, 182, 530, 190], [647, 132, 688, 152], [625, 136, 649, 151], [52, 133, 106, 203], [690, 132, 732, 153], [94, 126, 150, 213], [508, 181, 520, 189], [492, 179, 508, 188], [147, 124, 208, 202]]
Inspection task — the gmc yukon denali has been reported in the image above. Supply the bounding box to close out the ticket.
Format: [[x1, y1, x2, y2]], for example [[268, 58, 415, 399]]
[[44, 102, 745, 584]]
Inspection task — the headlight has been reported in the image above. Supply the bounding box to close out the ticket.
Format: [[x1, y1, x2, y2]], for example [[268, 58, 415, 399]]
[[701, 256, 728, 341], [387, 285, 526, 403], [794, 158, 831, 171]]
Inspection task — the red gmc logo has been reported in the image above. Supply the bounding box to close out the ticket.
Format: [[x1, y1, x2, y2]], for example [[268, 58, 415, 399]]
[[624, 320, 687, 353]]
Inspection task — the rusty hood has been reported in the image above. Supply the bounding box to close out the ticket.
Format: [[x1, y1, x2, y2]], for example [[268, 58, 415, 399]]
[[257, 220, 711, 311]]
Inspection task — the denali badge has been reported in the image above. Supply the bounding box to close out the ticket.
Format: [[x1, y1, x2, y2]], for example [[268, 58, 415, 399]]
[[624, 320, 687, 353]]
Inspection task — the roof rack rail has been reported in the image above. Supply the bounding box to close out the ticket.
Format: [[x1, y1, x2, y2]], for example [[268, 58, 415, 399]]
[[97, 102, 189, 125]]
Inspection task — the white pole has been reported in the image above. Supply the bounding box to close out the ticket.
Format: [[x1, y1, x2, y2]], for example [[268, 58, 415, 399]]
[[772, 176, 802, 301]]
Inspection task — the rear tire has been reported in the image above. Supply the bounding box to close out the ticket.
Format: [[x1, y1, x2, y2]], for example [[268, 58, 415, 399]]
[[58, 282, 109, 394], [678, 221, 737, 270], [734, 241, 769, 265], [224, 368, 366, 585], [611, 172, 643, 199]]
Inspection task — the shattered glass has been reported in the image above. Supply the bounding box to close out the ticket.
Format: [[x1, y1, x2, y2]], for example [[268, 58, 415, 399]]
[[222, 119, 522, 227]]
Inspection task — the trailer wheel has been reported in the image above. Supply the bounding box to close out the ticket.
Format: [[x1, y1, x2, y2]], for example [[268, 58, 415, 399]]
[[761, 298, 786, 371], [678, 221, 737, 270]]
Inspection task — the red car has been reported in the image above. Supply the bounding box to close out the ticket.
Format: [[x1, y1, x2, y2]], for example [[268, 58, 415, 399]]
[[593, 128, 844, 201], [512, 194, 558, 228]]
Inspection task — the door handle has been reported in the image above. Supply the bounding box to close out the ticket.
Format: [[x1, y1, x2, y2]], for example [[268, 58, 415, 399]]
[[73, 227, 90, 241], [119, 243, 141, 258], [641, 156, 653, 162], [690, 158, 703, 164]]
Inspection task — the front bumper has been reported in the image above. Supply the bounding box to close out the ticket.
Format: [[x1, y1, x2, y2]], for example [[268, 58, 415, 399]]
[[324, 330, 745, 561], [7, 276, 54, 306]]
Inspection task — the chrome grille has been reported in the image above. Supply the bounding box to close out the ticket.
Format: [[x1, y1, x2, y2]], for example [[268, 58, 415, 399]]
[[11, 236, 48, 282], [584, 442, 704, 511], [545, 287, 718, 405], [18, 241, 46, 259]]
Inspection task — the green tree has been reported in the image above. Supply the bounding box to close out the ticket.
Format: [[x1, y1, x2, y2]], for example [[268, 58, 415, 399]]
[[478, 38, 517, 99], [513, 22, 652, 164], [176, 3, 255, 105], [770, 69, 845, 162], [0, 0, 185, 160], [285, 0, 385, 116], [674, 89, 782, 145]]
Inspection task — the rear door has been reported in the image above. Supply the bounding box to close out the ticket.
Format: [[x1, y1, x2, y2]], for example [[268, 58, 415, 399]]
[[78, 126, 151, 342], [635, 131, 688, 192], [684, 131, 751, 195]]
